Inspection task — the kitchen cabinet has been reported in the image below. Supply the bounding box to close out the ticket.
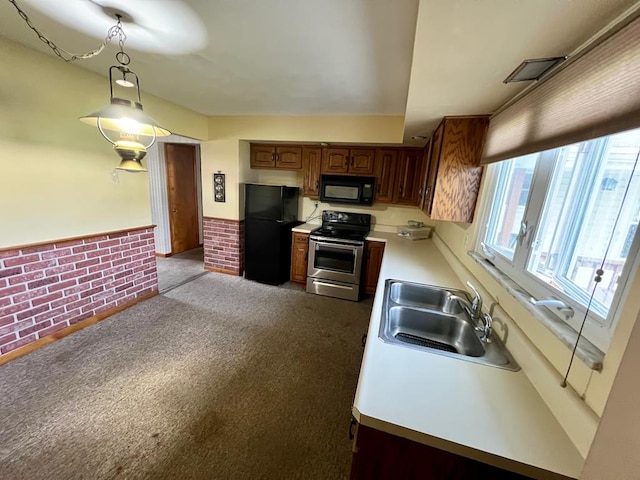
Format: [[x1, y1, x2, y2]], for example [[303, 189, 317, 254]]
[[350, 424, 528, 480], [373, 149, 398, 203], [250, 144, 302, 170], [393, 148, 425, 206], [321, 148, 375, 175], [361, 241, 385, 295], [290, 232, 309, 283], [302, 147, 322, 198], [422, 116, 490, 222]]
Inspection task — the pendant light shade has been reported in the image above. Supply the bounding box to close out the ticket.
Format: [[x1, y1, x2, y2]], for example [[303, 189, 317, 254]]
[[80, 64, 170, 171]]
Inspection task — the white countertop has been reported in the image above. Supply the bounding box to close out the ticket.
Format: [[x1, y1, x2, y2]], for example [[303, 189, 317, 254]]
[[349, 232, 584, 479]]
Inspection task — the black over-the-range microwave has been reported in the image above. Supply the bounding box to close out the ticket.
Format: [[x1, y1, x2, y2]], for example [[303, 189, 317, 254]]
[[320, 175, 376, 205]]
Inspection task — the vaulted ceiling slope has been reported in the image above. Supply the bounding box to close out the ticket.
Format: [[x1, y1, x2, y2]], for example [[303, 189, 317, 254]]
[[0, 0, 637, 143]]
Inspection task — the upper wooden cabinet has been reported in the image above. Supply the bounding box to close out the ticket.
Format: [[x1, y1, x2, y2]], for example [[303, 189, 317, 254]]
[[321, 148, 375, 175], [374, 149, 398, 203], [250, 144, 302, 170], [422, 116, 490, 222], [302, 147, 322, 198], [393, 149, 426, 206]]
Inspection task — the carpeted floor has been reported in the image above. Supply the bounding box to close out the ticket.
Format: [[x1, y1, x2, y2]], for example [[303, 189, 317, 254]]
[[156, 247, 206, 293], [0, 273, 372, 480]]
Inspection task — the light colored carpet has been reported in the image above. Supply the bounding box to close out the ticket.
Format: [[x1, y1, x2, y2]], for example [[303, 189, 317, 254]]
[[156, 247, 206, 293], [0, 273, 372, 480]]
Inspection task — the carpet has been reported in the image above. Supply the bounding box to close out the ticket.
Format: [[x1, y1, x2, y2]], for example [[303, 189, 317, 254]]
[[0, 273, 372, 479], [156, 247, 207, 293]]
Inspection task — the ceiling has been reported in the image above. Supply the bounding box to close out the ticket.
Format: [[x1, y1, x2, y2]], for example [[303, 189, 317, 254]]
[[0, 0, 638, 144]]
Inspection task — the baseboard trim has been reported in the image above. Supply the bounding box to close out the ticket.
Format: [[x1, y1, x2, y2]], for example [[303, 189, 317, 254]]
[[204, 266, 243, 276], [155, 252, 173, 258], [0, 290, 158, 366]]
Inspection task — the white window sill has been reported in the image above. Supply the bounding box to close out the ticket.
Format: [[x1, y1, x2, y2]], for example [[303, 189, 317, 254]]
[[468, 251, 604, 371]]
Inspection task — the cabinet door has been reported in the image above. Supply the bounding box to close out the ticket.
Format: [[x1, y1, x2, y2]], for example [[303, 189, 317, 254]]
[[393, 149, 424, 206], [373, 149, 398, 203], [250, 145, 276, 168], [276, 146, 302, 170], [423, 122, 444, 215], [302, 147, 322, 197], [418, 140, 432, 211], [362, 241, 385, 295], [349, 149, 375, 175], [290, 232, 309, 283], [431, 117, 489, 222], [322, 148, 350, 174]]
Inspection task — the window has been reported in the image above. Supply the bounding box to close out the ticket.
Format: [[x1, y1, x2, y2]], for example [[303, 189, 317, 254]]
[[481, 128, 640, 351]]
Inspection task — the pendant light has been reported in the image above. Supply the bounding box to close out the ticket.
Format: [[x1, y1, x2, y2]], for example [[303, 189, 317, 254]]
[[79, 16, 170, 172]]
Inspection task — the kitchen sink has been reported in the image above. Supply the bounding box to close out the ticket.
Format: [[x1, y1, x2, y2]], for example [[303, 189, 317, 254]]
[[379, 280, 519, 371]]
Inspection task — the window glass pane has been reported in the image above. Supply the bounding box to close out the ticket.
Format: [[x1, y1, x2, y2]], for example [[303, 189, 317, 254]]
[[485, 154, 537, 260], [527, 128, 640, 319]]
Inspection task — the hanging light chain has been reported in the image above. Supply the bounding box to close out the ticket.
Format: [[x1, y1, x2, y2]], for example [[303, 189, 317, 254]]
[[8, 0, 126, 62]]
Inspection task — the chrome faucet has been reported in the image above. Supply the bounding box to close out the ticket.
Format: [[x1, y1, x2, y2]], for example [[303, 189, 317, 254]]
[[477, 312, 493, 343], [529, 297, 575, 320], [448, 281, 483, 322]]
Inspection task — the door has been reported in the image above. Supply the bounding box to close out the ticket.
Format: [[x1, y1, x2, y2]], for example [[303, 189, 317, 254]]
[[166, 143, 200, 254], [302, 147, 322, 197], [423, 122, 444, 215], [374, 149, 398, 203], [349, 149, 375, 174], [275, 146, 302, 169], [394, 149, 425, 206], [322, 148, 350, 174], [290, 232, 309, 283], [362, 241, 385, 295], [250, 145, 276, 168]]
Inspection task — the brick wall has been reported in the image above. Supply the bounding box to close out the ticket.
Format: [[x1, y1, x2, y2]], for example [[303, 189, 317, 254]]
[[0, 227, 158, 356], [203, 217, 244, 275]]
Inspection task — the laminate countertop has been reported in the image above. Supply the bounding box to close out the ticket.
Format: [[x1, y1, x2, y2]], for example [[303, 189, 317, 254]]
[[291, 224, 583, 478]]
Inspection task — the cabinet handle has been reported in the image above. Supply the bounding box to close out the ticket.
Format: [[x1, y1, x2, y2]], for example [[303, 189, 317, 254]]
[[361, 334, 367, 348], [316, 180, 319, 190], [275, 153, 279, 162], [350, 156, 354, 166], [399, 185, 403, 195], [418, 187, 423, 198], [376, 184, 380, 193]]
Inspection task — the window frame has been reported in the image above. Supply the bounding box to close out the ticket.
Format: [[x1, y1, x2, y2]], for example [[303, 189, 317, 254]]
[[477, 139, 640, 352]]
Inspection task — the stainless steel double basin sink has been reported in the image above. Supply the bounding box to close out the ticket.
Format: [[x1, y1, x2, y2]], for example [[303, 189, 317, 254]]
[[378, 279, 519, 371]]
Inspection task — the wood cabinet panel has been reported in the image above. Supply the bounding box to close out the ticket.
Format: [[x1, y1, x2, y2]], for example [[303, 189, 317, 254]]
[[275, 146, 302, 170], [423, 123, 444, 215], [362, 241, 385, 295], [250, 145, 275, 168], [393, 149, 425, 206], [350, 424, 528, 480], [322, 148, 350, 174], [428, 116, 489, 223], [302, 147, 322, 197], [290, 232, 309, 283], [374, 149, 398, 203], [349, 149, 375, 174]]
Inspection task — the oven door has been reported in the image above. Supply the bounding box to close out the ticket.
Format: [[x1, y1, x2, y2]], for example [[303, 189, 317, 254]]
[[307, 238, 363, 284]]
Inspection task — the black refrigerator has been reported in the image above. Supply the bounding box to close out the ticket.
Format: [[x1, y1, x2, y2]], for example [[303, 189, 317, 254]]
[[244, 184, 300, 285]]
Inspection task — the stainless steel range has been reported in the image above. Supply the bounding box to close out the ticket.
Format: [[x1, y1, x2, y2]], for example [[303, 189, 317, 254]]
[[306, 211, 371, 301]]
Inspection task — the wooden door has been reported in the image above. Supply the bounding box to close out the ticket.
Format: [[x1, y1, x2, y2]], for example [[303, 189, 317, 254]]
[[349, 148, 375, 174], [362, 241, 385, 295], [166, 143, 200, 255], [276, 146, 302, 170], [322, 148, 350, 174], [302, 147, 322, 197], [373, 149, 398, 203], [290, 232, 309, 283], [394, 149, 424, 206], [423, 122, 444, 215], [250, 144, 275, 168]]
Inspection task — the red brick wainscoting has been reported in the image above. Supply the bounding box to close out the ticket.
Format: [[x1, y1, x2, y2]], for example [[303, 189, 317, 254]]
[[0, 226, 158, 360], [203, 217, 244, 276]]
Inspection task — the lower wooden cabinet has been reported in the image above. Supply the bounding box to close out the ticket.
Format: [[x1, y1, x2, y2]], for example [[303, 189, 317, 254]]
[[361, 241, 385, 295], [290, 232, 310, 283], [350, 424, 529, 480]]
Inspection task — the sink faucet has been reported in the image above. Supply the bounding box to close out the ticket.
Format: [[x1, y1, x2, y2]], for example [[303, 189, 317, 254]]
[[477, 312, 493, 343], [448, 281, 483, 322]]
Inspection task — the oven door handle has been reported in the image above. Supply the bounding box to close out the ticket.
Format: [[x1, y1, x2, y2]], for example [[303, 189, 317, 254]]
[[311, 280, 354, 290], [313, 241, 360, 251]]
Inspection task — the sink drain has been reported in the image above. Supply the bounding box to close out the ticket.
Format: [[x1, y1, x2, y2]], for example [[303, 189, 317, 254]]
[[395, 333, 458, 354]]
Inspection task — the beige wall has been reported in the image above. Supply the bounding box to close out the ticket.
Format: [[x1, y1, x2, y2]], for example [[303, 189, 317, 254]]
[[433, 165, 640, 457], [201, 116, 405, 221], [0, 37, 207, 248]]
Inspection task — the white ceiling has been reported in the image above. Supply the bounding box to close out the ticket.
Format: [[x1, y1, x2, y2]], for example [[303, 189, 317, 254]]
[[0, 0, 638, 143]]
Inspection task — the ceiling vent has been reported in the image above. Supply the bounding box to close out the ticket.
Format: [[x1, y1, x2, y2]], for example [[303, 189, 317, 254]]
[[503, 56, 567, 83]]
